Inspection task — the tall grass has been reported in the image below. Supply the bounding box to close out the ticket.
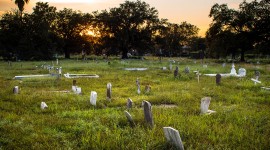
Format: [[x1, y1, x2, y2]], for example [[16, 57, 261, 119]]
[[0, 57, 269, 149]]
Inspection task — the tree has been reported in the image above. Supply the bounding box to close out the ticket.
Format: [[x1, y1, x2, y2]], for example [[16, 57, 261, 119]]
[[97, 0, 160, 58], [13, 0, 30, 18], [55, 8, 93, 58], [206, 0, 270, 61]]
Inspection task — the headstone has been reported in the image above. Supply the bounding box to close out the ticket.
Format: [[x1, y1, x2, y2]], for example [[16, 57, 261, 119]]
[[90, 91, 97, 106], [222, 63, 226, 68], [75, 87, 82, 95], [184, 66, 190, 74], [216, 73, 221, 85], [163, 127, 184, 150], [230, 63, 237, 75], [127, 98, 133, 109], [200, 97, 216, 114], [107, 83, 112, 101], [145, 84, 151, 93], [255, 70, 260, 80], [143, 100, 154, 127], [169, 63, 172, 71], [174, 66, 179, 78], [73, 80, 77, 86], [162, 67, 167, 70], [72, 85, 77, 92], [59, 67, 62, 76], [124, 111, 135, 127], [238, 68, 246, 77], [41, 102, 48, 109], [203, 64, 207, 68], [196, 71, 201, 83], [56, 59, 58, 65], [13, 86, 19, 94], [136, 78, 141, 94]]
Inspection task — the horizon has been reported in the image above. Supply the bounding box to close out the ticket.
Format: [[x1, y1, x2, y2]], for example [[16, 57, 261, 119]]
[[0, 0, 251, 37]]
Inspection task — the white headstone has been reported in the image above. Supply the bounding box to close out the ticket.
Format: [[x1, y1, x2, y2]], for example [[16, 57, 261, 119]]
[[56, 59, 58, 65], [162, 67, 167, 70], [41, 102, 48, 109], [59, 67, 62, 75], [163, 127, 184, 150], [230, 63, 237, 75], [90, 91, 97, 106], [13, 86, 19, 94], [107, 83, 112, 101], [238, 68, 246, 77], [169, 63, 172, 71], [75, 87, 82, 94], [136, 78, 141, 94], [72, 86, 77, 92], [200, 97, 216, 114]]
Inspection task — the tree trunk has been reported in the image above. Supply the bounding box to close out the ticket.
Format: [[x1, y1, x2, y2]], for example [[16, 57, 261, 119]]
[[64, 49, 70, 59], [121, 47, 128, 59], [240, 49, 245, 62]]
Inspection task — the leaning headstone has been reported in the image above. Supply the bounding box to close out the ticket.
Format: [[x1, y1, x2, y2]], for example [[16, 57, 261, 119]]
[[184, 66, 190, 74], [143, 100, 154, 127], [174, 66, 179, 78], [230, 63, 237, 75], [163, 127, 184, 150], [200, 97, 216, 114], [127, 98, 133, 109], [216, 73, 221, 85], [41, 102, 48, 109], [90, 91, 97, 106], [124, 111, 135, 127], [13, 86, 19, 94], [107, 83, 112, 101], [136, 78, 141, 94]]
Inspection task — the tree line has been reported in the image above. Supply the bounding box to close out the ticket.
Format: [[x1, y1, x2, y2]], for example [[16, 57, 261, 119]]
[[0, 0, 269, 61]]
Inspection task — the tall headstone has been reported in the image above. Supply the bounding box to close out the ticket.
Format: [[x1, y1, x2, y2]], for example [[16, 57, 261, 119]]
[[222, 63, 226, 68], [107, 83, 112, 101], [127, 98, 133, 109], [59, 67, 62, 76], [13, 86, 19, 94], [169, 63, 172, 71], [196, 71, 201, 83], [200, 97, 216, 114], [41, 102, 48, 109], [90, 91, 97, 106], [174, 66, 179, 78], [143, 100, 154, 127], [230, 63, 237, 75], [136, 78, 141, 94], [216, 73, 221, 85], [124, 111, 135, 127], [163, 127, 184, 150], [56, 59, 59, 65]]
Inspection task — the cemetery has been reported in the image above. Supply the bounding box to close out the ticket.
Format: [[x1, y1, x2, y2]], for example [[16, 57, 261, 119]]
[[0, 57, 269, 149]]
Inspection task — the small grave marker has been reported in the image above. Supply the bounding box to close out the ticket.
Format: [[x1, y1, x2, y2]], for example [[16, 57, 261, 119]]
[[184, 66, 190, 74], [174, 66, 179, 78], [216, 73, 221, 85], [196, 71, 201, 83], [200, 97, 216, 114], [107, 83, 112, 101], [163, 127, 184, 150], [222, 63, 226, 67], [41, 102, 48, 109], [136, 78, 141, 94], [169, 63, 172, 71], [145, 84, 151, 93], [127, 98, 133, 109], [124, 111, 135, 127], [143, 100, 154, 127], [238, 68, 246, 77], [13, 86, 19, 94], [90, 91, 97, 106], [230, 63, 237, 75]]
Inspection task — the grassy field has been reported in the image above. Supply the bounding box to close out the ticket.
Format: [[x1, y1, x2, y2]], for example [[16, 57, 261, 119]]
[[0, 57, 270, 149]]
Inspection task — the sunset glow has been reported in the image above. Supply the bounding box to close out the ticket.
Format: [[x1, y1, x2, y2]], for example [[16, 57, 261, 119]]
[[0, 0, 253, 37]]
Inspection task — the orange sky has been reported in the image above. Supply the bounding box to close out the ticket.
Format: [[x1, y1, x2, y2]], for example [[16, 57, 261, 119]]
[[0, 0, 251, 37]]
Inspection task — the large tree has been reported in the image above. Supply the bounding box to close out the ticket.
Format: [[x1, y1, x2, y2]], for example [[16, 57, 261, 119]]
[[13, 0, 30, 18], [97, 0, 160, 58]]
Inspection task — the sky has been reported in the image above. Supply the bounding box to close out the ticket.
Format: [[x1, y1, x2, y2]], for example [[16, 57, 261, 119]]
[[0, 0, 250, 37]]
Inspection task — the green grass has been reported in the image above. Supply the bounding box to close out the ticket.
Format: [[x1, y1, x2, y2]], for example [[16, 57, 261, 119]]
[[0, 57, 270, 149]]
